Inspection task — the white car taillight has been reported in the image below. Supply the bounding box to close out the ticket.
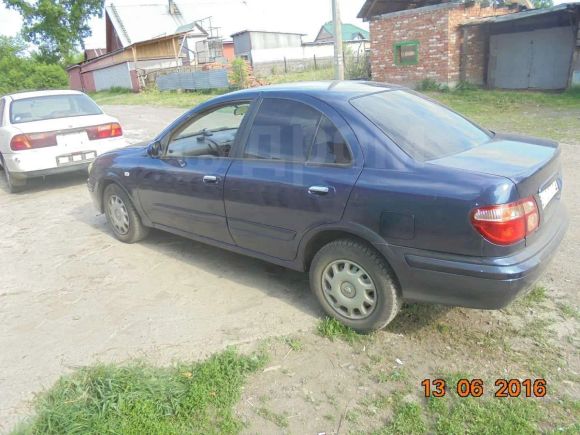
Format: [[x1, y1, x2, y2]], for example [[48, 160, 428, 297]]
[[471, 196, 540, 245], [10, 132, 58, 151]]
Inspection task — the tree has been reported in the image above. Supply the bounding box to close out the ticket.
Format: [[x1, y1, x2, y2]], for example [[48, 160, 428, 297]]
[[0, 34, 27, 58], [0, 36, 68, 94], [532, 0, 553, 8], [3, 0, 104, 64]]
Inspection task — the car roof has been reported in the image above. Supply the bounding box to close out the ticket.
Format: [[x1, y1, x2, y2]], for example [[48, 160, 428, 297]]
[[225, 80, 404, 101], [5, 89, 86, 101]]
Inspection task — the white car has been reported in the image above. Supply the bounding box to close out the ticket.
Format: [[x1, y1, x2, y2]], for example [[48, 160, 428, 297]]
[[0, 90, 127, 192]]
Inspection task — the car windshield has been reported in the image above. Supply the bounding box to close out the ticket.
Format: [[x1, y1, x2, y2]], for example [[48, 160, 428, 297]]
[[10, 94, 102, 124], [351, 90, 492, 162]]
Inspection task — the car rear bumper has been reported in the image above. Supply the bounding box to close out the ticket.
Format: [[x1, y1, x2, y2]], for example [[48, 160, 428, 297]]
[[374, 204, 568, 309], [11, 162, 91, 179], [2, 137, 126, 177]]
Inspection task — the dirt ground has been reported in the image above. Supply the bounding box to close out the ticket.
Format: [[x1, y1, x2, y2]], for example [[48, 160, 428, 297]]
[[1, 104, 578, 433]]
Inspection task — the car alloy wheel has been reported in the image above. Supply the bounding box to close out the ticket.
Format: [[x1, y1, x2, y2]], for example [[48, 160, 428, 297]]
[[321, 259, 378, 320], [107, 194, 130, 235]]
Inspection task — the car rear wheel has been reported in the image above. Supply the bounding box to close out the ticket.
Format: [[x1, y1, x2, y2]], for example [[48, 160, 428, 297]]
[[103, 183, 149, 243], [0, 155, 26, 193], [309, 239, 401, 333]]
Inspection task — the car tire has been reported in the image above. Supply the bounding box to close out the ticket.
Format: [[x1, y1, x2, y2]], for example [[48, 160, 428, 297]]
[[103, 183, 149, 243], [0, 155, 26, 193], [310, 238, 401, 333]]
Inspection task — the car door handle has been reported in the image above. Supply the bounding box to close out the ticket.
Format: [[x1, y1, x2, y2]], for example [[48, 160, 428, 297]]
[[203, 175, 220, 184], [308, 185, 331, 195]]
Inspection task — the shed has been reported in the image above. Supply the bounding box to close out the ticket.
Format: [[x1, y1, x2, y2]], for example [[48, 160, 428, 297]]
[[463, 3, 580, 89], [67, 0, 225, 93]]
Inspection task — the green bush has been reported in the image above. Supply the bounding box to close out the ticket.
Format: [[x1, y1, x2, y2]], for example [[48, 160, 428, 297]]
[[417, 78, 445, 92], [344, 47, 371, 80], [229, 58, 249, 89], [0, 36, 68, 95]]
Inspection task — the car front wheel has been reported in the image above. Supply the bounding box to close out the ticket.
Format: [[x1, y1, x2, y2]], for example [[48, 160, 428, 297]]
[[103, 183, 149, 243], [310, 239, 401, 333]]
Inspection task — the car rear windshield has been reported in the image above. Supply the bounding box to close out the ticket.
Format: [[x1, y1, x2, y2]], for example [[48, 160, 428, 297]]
[[10, 94, 102, 124], [351, 90, 492, 162]]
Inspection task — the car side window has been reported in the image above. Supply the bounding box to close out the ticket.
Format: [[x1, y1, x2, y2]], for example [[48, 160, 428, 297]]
[[308, 116, 352, 165], [244, 98, 321, 162], [166, 103, 250, 158]]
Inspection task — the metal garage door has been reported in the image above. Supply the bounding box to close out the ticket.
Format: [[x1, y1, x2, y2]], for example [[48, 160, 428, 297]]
[[488, 26, 575, 90], [93, 62, 133, 91]]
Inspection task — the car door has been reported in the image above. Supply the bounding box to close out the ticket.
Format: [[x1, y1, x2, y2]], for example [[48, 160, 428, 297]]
[[136, 100, 253, 244], [224, 96, 363, 261]]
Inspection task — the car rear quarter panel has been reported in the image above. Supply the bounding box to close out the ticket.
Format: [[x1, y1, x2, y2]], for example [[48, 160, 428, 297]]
[[344, 163, 522, 258]]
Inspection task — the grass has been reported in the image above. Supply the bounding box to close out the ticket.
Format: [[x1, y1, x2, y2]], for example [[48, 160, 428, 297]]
[[255, 407, 289, 428], [508, 286, 549, 314], [375, 400, 426, 435], [425, 87, 580, 143], [558, 303, 580, 320], [15, 348, 267, 435], [283, 336, 304, 351], [522, 286, 549, 305], [428, 395, 539, 435], [91, 88, 223, 109], [371, 371, 579, 435], [317, 317, 364, 343], [262, 67, 334, 84]]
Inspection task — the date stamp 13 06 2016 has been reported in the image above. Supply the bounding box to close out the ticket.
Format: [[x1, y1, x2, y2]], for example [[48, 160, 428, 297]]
[[421, 378, 547, 398]]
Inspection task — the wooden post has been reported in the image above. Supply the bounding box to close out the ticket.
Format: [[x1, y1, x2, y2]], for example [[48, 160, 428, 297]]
[[332, 0, 344, 80], [284, 56, 287, 73], [314, 54, 317, 70], [172, 37, 179, 66]]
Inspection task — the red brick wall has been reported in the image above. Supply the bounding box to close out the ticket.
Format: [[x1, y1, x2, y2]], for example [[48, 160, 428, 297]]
[[460, 25, 490, 85], [448, 4, 512, 84], [369, 3, 512, 87], [68, 67, 83, 91], [81, 72, 96, 93], [370, 5, 450, 86]]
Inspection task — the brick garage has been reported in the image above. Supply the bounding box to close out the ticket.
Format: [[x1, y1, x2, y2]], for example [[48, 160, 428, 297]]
[[362, 2, 513, 87]]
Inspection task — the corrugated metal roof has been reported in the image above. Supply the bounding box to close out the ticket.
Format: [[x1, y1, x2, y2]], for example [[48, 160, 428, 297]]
[[230, 30, 306, 37], [461, 2, 580, 26], [105, 0, 207, 47]]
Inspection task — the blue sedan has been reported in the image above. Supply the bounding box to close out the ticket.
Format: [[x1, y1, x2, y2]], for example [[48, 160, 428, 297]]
[[87, 81, 567, 332]]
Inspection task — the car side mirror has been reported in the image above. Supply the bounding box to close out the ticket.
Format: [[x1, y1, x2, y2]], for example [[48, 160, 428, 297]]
[[147, 141, 161, 158], [234, 106, 247, 116]]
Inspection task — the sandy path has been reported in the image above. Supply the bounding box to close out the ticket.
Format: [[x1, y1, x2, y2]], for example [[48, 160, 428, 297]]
[[0, 104, 577, 432], [0, 105, 319, 431]]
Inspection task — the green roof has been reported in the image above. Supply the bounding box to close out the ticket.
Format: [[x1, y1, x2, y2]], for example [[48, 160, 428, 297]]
[[321, 22, 369, 41]]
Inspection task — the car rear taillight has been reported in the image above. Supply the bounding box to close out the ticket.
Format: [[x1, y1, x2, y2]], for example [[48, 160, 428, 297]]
[[10, 132, 58, 151], [86, 123, 122, 140], [471, 196, 540, 245]]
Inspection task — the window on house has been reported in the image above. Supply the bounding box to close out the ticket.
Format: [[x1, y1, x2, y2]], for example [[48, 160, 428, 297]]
[[394, 41, 419, 66]]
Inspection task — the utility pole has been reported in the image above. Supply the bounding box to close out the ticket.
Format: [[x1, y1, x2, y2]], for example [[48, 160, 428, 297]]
[[332, 0, 344, 80]]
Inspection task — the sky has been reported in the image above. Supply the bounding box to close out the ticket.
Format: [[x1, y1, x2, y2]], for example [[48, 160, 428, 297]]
[[0, 0, 369, 49]]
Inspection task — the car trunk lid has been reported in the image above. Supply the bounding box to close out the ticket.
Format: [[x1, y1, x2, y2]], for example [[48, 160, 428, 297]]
[[429, 133, 562, 239]]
